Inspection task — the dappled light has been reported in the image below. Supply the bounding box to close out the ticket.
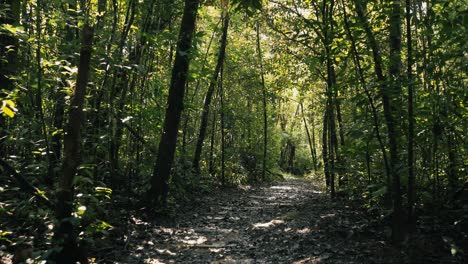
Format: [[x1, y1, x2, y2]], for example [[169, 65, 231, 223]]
[[252, 219, 285, 229], [0, 0, 466, 263]]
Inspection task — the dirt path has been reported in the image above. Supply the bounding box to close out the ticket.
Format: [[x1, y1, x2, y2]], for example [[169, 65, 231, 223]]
[[111, 178, 422, 263]]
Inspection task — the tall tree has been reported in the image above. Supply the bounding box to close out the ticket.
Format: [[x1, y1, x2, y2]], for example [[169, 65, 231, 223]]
[[341, 0, 390, 181], [193, 11, 230, 175], [301, 103, 317, 171], [353, 0, 392, 193], [51, 0, 78, 184], [387, 0, 405, 243], [406, 0, 415, 229], [256, 20, 268, 181], [147, 0, 201, 205], [53, 23, 94, 263]]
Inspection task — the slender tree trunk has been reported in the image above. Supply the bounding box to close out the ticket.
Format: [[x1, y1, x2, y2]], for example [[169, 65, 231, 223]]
[[310, 114, 318, 171], [209, 106, 216, 176], [335, 99, 345, 146], [188, 17, 222, 104], [109, 0, 136, 189], [322, 109, 330, 187], [388, 0, 405, 243], [53, 24, 94, 263], [328, 98, 337, 198], [181, 19, 220, 156], [327, 99, 336, 198], [446, 128, 457, 193], [147, 0, 200, 205], [193, 13, 229, 175], [366, 139, 372, 183], [301, 103, 316, 172], [181, 82, 190, 155], [51, 0, 77, 182], [34, 0, 54, 185], [354, 0, 392, 195], [220, 65, 226, 186], [341, 0, 390, 181], [256, 21, 268, 181], [406, 0, 416, 230]]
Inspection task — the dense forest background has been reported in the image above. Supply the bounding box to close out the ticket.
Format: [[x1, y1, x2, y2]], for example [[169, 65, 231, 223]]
[[0, 0, 466, 262]]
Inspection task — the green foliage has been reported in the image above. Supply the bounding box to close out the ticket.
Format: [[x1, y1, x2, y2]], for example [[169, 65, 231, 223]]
[[232, 0, 263, 15], [0, 99, 17, 118], [0, 0, 466, 260]]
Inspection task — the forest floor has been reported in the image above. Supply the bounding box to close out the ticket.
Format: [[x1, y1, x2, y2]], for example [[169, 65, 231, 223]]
[[100, 176, 463, 264]]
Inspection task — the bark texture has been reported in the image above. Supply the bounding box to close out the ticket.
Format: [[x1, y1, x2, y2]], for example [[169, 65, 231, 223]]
[[148, 0, 200, 205]]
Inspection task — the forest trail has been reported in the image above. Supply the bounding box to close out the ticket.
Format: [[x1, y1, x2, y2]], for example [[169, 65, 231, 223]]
[[115, 178, 404, 264]]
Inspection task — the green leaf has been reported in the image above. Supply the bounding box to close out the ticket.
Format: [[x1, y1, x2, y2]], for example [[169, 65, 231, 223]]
[[0, 24, 24, 35], [77, 205, 87, 216], [1, 99, 17, 118], [95, 187, 112, 199]]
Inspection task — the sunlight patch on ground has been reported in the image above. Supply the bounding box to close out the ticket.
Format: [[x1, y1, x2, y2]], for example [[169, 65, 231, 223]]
[[293, 256, 326, 264], [270, 185, 296, 190], [179, 235, 207, 245], [131, 216, 150, 226], [160, 228, 174, 234], [253, 219, 285, 229], [155, 248, 176, 256], [296, 227, 311, 234], [320, 214, 336, 219], [144, 258, 165, 264]]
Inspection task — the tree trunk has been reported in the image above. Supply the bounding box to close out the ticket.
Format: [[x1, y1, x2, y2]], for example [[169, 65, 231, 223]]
[[193, 13, 229, 175], [388, 0, 405, 243], [335, 99, 345, 146], [51, 0, 77, 183], [354, 0, 392, 197], [301, 103, 317, 172], [256, 21, 268, 181], [34, 0, 54, 185], [327, 98, 337, 198], [209, 106, 216, 176], [341, 0, 390, 181], [53, 24, 94, 263], [147, 0, 200, 205], [220, 65, 226, 186], [109, 0, 136, 189], [322, 109, 330, 187], [310, 114, 318, 171], [406, 0, 416, 230], [180, 17, 222, 155]]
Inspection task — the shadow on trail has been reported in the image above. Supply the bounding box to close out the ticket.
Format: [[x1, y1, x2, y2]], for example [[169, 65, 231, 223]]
[[111, 178, 447, 263]]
